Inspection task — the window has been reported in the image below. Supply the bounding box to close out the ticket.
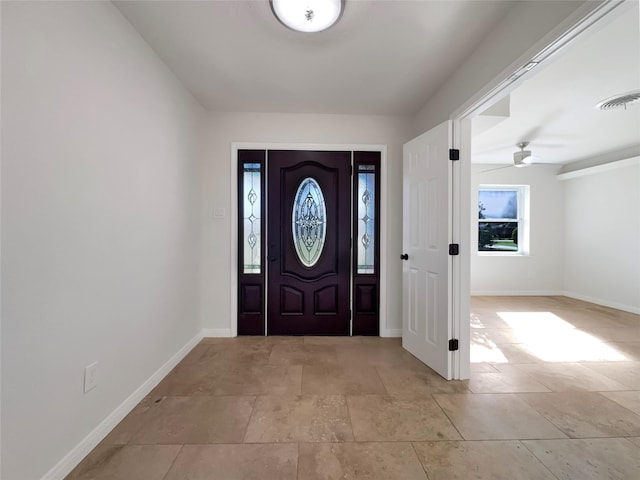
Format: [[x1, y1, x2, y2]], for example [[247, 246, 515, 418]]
[[478, 185, 529, 255], [241, 160, 264, 273], [292, 177, 327, 267], [356, 164, 376, 274]]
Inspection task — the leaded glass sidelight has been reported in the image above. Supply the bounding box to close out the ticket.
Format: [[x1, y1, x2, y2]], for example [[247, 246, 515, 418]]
[[357, 164, 376, 273], [292, 177, 326, 267], [243, 163, 261, 273]]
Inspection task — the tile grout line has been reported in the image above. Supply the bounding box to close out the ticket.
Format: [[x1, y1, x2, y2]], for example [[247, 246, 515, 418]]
[[512, 392, 583, 440], [409, 441, 431, 480], [430, 393, 466, 441], [160, 444, 185, 480], [597, 391, 640, 418], [119, 401, 160, 446], [240, 395, 260, 443], [518, 439, 562, 480], [343, 394, 358, 442], [373, 366, 390, 396]]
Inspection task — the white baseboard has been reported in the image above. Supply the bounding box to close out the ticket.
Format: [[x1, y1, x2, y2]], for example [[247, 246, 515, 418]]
[[202, 328, 233, 338], [562, 291, 640, 315], [470, 291, 563, 296], [381, 328, 402, 338], [42, 332, 203, 480]]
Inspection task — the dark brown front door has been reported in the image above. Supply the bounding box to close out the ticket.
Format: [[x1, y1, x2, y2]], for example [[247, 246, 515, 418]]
[[267, 150, 351, 335]]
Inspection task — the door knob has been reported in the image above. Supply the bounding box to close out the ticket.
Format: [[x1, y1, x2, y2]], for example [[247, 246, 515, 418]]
[[400, 253, 409, 261]]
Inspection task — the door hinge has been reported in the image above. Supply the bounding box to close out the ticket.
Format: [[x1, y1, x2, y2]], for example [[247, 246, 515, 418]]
[[449, 243, 459, 256], [448, 339, 459, 351], [449, 149, 460, 161]]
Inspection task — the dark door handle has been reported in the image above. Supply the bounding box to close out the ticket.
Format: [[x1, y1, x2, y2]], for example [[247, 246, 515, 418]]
[[400, 253, 409, 261]]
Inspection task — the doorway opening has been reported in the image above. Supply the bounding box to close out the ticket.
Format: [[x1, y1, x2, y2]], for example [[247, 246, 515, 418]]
[[455, 0, 632, 379]]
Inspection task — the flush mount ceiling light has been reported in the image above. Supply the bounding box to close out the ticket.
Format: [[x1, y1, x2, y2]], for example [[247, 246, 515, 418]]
[[270, 0, 344, 33]]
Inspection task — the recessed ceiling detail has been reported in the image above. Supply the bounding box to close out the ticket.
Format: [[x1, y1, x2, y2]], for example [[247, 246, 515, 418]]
[[597, 90, 640, 110]]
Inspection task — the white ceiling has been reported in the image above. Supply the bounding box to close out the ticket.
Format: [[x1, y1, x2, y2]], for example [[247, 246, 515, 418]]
[[114, 0, 515, 115], [115, 0, 639, 166], [472, 2, 640, 166]]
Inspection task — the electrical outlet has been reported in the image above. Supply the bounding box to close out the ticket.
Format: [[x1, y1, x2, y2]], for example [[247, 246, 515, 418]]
[[84, 361, 98, 393]]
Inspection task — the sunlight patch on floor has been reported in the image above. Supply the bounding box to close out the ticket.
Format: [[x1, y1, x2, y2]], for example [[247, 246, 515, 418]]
[[470, 340, 509, 363], [498, 311, 574, 331], [471, 311, 628, 363]]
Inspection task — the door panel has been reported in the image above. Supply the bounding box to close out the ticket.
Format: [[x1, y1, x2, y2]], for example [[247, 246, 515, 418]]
[[402, 121, 452, 379], [267, 150, 351, 335]]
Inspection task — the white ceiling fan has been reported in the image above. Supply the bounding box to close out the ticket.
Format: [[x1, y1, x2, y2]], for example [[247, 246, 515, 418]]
[[480, 142, 544, 173], [513, 141, 535, 167]]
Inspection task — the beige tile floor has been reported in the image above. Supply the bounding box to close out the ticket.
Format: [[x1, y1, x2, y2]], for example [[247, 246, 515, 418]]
[[67, 296, 640, 479]]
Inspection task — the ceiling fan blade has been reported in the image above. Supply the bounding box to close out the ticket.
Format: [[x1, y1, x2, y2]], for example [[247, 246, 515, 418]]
[[478, 165, 513, 173]]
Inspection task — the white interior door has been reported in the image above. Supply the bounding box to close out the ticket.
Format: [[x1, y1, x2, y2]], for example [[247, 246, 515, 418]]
[[402, 121, 453, 379]]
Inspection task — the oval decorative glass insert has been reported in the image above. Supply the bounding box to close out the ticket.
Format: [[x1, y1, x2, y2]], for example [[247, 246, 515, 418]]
[[292, 177, 327, 267]]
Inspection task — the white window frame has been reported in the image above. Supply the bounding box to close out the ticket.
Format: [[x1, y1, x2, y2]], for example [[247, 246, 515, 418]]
[[477, 184, 529, 256]]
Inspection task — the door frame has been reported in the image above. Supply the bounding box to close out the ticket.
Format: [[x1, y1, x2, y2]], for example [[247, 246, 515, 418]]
[[230, 143, 388, 337]]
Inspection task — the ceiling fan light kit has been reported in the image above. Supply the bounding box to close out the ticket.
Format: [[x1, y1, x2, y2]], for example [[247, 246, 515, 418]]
[[270, 0, 344, 33], [513, 142, 532, 167], [480, 141, 542, 173]]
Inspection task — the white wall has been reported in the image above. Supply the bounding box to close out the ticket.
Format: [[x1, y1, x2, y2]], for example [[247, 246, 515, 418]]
[[563, 160, 640, 313], [201, 112, 412, 336], [1, 3, 205, 479], [470, 165, 565, 295]]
